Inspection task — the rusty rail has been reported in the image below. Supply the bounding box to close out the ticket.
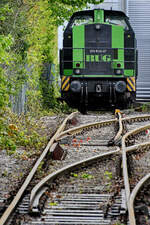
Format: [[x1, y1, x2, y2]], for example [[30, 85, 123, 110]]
[[122, 123, 150, 225], [0, 112, 77, 225]]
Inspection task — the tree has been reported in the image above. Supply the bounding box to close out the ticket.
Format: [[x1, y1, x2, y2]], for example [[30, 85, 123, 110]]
[[0, 4, 13, 109], [47, 0, 104, 25], [0, 0, 104, 112]]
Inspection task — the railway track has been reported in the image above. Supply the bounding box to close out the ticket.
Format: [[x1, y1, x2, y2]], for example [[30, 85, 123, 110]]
[[0, 112, 77, 225], [0, 111, 150, 225]]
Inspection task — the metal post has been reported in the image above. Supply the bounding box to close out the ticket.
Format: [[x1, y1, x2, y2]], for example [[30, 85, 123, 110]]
[[126, 0, 128, 15], [120, 0, 127, 13]]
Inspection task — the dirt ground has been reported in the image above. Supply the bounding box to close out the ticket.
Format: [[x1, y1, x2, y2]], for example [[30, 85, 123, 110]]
[[0, 115, 61, 199]]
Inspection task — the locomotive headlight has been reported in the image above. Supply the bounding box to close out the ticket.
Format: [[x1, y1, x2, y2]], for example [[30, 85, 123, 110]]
[[115, 81, 126, 93], [74, 69, 81, 75], [115, 69, 123, 75], [95, 24, 101, 30], [70, 81, 81, 93]]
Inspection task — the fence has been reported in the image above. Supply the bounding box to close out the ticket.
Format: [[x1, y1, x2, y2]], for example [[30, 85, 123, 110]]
[[10, 63, 56, 114]]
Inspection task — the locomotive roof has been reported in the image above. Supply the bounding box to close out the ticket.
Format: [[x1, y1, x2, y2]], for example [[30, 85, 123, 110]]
[[71, 9, 127, 18]]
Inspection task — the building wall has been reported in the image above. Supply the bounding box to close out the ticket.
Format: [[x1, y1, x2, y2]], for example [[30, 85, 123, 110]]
[[127, 0, 150, 100], [91, 0, 125, 11]]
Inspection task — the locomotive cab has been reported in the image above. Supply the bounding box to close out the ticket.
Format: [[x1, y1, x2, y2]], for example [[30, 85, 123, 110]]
[[60, 9, 137, 113]]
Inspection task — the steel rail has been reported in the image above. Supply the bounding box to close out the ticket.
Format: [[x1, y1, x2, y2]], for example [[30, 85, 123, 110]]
[[56, 114, 150, 141], [0, 112, 77, 225], [114, 112, 123, 141], [122, 136, 130, 205], [122, 114, 150, 122], [128, 173, 150, 225], [30, 148, 120, 212], [29, 114, 150, 222], [113, 113, 150, 144], [124, 123, 150, 139], [126, 141, 150, 225], [56, 119, 117, 141], [126, 141, 150, 153], [122, 123, 150, 225]]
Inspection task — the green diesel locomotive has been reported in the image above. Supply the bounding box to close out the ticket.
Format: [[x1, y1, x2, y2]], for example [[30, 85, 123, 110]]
[[60, 9, 137, 113]]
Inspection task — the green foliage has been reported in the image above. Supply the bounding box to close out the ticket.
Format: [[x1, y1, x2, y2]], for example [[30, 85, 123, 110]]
[[0, 1, 29, 57], [55, 102, 74, 114], [140, 103, 150, 112], [27, 0, 56, 62], [49, 202, 58, 206], [104, 171, 113, 191], [0, 113, 16, 152], [25, 0, 104, 112], [40, 79, 57, 109], [0, 109, 46, 153], [48, 0, 104, 25], [0, 136, 16, 153], [81, 173, 94, 179], [71, 172, 94, 179], [0, 3, 12, 22], [0, 0, 105, 113], [0, 0, 104, 151], [0, 2, 27, 110], [71, 172, 78, 177], [2, 169, 8, 177], [104, 171, 113, 180], [0, 35, 13, 109], [0, 4, 13, 109]]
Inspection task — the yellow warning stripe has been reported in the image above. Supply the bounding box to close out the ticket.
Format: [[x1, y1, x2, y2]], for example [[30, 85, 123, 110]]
[[128, 79, 135, 91], [127, 84, 132, 92], [127, 77, 135, 92], [129, 77, 135, 86], [62, 76, 70, 91], [62, 77, 70, 90], [131, 77, 135, 83], [64, 84, 70, 91], [62, 76, 66, 83]]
